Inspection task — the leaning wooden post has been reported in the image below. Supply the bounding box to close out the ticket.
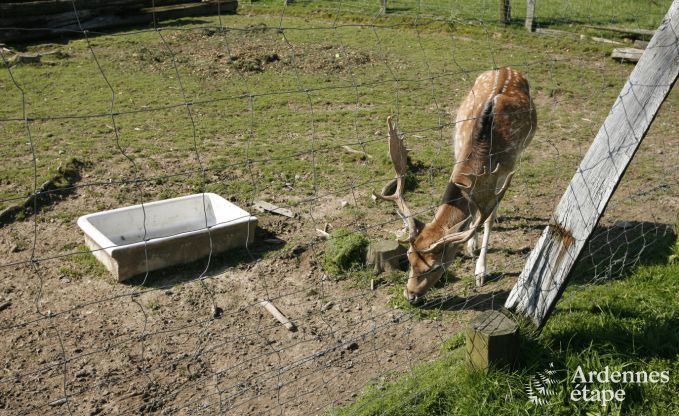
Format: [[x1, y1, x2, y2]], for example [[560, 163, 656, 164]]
[[525, 0, 536, 31], [505, 0, 679, 329]]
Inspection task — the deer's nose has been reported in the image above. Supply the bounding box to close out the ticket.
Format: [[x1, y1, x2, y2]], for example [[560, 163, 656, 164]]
[[403, 289, 420, 304]]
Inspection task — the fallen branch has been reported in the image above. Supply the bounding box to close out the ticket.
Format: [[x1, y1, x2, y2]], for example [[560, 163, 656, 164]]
[[260, 300, 296, 331]]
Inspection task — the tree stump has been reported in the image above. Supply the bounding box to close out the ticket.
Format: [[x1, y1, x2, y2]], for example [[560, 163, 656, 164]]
[[466, 310, 519, 370], [366, 240, 406, 274]]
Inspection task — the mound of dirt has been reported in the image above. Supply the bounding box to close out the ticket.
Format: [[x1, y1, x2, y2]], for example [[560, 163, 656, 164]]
[[138, 24, 378, 78]]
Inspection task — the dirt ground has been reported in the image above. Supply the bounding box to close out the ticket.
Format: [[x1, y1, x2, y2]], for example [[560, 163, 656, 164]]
[[1, 12, 678, 416]]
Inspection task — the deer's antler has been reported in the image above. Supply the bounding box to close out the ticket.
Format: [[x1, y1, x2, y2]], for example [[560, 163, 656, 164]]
[[372, 116, 419, 243], [417, 170, 515, 253]]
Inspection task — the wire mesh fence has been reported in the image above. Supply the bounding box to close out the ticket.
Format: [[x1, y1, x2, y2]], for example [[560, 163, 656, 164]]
[[0, 0, 677, 415]]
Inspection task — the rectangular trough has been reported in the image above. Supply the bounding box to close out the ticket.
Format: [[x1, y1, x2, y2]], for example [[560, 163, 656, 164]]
[[77, 193, 257, 282]]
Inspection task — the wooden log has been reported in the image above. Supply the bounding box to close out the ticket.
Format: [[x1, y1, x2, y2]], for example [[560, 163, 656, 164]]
[[466, 310, 519, 370], [525, 0, 536, 32], [366, 239, 406, 274], [506, 1, 679, 329], [260, 300, 296, 331], [611, 47, 644, 63]]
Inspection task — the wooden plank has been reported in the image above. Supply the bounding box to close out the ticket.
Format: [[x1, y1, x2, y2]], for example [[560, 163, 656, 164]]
[[505, 0, 679, 329], [252, 200, 295, 218], [525, 0, 536, 32], [611, 47, 644, 62]]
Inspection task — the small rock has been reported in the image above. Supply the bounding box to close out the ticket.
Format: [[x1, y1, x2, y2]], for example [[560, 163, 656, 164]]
[[49, 398, 67, 406], [614, 220, 634, 229], [340, 200, 349, 208], [321, 302, 334, 311], [211, 305, 223, 319], [8, 244, 19, 253], [344, 341, 358, 351]]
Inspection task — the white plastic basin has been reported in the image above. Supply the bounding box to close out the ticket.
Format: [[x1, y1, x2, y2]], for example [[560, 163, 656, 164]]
[[77, 193, 257, 281]]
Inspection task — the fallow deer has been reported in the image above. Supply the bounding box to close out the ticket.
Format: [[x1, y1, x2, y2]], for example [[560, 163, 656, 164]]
[[374, 67, 536, 303]]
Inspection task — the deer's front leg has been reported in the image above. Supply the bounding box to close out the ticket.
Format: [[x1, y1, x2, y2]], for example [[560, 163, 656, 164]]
[[474, 206, 497, 286]]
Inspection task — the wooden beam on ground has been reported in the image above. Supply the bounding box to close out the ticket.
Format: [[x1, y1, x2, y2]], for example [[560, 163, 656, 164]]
[[611, 47, 644, 63], [505, 0, 679, 329], [584, 24, 656, 39]]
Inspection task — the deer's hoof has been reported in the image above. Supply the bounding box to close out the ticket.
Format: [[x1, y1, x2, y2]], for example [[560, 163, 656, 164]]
[[475, 272, 488, 287]]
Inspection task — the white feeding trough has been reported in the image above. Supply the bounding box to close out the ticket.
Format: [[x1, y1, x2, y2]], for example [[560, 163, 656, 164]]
[[77, 193, 257, 282]]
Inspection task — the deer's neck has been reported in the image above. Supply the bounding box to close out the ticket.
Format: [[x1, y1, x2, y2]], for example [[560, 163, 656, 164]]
[[429, 182, 471, 233]]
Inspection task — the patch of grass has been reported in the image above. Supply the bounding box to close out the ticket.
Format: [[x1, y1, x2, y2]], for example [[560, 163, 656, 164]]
[[334, 241, 679, 415], [58, 244, 108, 280], [323, 228, 370, 276]]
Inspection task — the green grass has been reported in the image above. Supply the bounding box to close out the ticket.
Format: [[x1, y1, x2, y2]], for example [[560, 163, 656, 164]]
[[324, 227, 370, 276], [333, 238, 679, 415], [3, 1, 670, 216]]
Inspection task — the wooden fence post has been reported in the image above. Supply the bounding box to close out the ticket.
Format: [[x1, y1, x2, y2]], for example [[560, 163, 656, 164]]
[[379, 0, 387, 15], [505, 0, 679, 329], [499, 0, 511, 25], [525, 0, 536, 31]]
